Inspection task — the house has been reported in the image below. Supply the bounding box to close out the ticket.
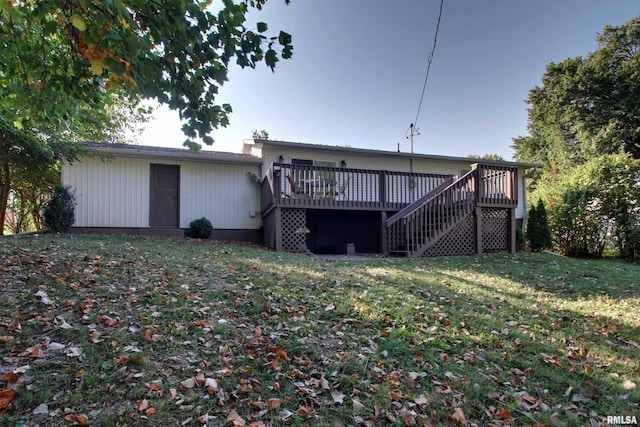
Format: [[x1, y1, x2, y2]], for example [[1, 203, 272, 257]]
[[61, 140, 536, 257]]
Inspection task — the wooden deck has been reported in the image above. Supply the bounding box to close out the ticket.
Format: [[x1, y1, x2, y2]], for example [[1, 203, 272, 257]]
[[261, 163, 454, 213], [261, 162, 519, 257]]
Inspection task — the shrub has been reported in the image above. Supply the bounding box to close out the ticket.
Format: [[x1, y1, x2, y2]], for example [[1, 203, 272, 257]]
[[189, 217, 213, 239], [43, 185, 76, 232], [628, 227, 640, 259], [526, 199, 552, 252], [534, 153, 640, 257], [515, 228, 525, 252]]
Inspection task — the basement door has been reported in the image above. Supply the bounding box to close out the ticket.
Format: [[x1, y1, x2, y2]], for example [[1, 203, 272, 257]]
[[149, 164, 180, 227]]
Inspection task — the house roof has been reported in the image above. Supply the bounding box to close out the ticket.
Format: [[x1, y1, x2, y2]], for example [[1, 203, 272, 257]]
[[249, 139, 540, 169], [82, 141, 539, 169], [82, 142, 263, 165]]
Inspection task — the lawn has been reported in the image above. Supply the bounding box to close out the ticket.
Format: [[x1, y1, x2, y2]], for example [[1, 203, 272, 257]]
[[0, 234, 638, 426]]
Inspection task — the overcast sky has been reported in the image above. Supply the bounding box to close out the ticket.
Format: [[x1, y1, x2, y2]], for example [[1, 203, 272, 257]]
[[137, 0, 640, 160]]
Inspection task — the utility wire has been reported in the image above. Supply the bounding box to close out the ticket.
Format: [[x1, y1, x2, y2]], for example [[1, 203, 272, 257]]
[[413, 0, 444, 128]]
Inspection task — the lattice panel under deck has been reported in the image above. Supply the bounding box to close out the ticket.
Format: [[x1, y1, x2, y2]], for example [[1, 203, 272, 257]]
[[482, 208, 509, 252], [281, 209, 308, 253], [424, 213, 475, 257]]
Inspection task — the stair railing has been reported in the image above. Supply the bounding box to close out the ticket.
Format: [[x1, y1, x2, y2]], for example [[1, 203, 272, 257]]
[[387, 168, 477, 257]]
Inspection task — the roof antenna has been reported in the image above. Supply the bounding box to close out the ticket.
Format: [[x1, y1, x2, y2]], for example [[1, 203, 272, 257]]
[[406, 123, 420, 155]]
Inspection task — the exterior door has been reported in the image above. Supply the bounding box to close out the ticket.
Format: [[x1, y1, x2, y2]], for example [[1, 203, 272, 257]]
[[150, 164, 180, 227]]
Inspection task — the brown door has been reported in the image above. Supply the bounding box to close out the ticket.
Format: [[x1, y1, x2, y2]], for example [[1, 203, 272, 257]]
[[150, 164, 180, 227]]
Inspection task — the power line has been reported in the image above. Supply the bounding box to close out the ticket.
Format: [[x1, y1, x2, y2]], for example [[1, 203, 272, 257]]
[[413, 0, 444, 129]]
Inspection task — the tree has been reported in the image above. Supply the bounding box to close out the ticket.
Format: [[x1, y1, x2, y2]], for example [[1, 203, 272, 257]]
[[535, 153, 640, 257], [252, 129, 270, 140], [512, 16, 640, 170], [467, 154, 505, 162], [1, 0, 293, 149], [1, 0, 292, 233]]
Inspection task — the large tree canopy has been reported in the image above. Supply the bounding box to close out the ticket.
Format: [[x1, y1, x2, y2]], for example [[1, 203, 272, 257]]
[[0, 0, 292, 233], [1, 0, 292, 149], [512, 16, 640, 169]]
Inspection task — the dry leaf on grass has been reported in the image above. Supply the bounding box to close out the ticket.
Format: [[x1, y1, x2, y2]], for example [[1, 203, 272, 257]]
[[0, 389, 15, 409], [451, 407, 465, 423]]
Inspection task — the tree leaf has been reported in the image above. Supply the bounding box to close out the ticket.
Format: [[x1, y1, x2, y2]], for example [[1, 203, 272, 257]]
[[71, 14, 87, 32], [90, 59, 105, 76]]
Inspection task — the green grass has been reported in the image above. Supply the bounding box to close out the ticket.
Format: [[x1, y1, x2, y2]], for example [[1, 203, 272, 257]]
[[0, 234, 638, 426]]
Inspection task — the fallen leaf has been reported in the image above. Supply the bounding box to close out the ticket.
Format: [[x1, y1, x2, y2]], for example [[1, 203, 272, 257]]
[[390, 389, 403, 402], [47, 342, 66, 351], [278, 409, 293, 421], [403, 411, 416, 426], [319, 376, 330, 390], [76, 414, 90, 425], [495, 407, 511, 420], [266, 398, 281, 410], [114, 355, 130, 365], [137, 399, 150, 412], [144, 329, 153, 342], [237, 378, 253, 392], [180, 377, 196, 389], [36, 290, 54, 305], [571, 393, 589, 402], [56, 316, 73, 329], [0, 389, 15, 409], [32, 403, 49, 415], [296, 398, 316, 416], [199, 414, 214, 424], [414, 394, 428, 405], [332, 390, 345, 404], [205, 378, 218, 393], [65, 346, 83, 358], [352, 398, 364, 411], [145, 407, 156, 416], [622, 379, 636, 390], [2, 373, 20, 384], [29, 344, 44, 358], [276, 348, 290, 361], [451, 408, 465, 423], [0, 336, 14, 343], [550, 412, 566, 427], [226, 409, 246, 426]]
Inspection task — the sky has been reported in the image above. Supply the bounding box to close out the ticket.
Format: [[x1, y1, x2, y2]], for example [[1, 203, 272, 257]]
[[137, 0, 640, 161]]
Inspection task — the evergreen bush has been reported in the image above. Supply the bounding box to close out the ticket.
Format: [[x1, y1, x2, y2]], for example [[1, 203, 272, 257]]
[[43, 185, 76, 232], [189, 217, 213, 239], [515, 228, 525, 251], [526, 199, 552, 252]]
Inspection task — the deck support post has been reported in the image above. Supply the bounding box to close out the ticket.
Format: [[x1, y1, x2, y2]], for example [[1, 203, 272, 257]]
[[509, 208, 516, 254], [474, 206, 483, 256], [274, 208, 282, 252], [381, 211, 388, 255]]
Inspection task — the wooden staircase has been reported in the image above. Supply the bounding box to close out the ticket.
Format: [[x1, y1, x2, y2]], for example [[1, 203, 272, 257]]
[[386, 163, 518, 258]]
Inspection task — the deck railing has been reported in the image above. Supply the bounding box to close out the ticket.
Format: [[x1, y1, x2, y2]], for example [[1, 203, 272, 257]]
[[261, 163, 453, 212], [476, 164, 518, 207], [386, 163, 518, 257]]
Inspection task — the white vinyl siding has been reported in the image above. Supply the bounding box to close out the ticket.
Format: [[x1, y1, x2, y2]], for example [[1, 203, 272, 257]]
[[62, 155, 262, 230], [62, 156, 149, 227], [180, 162, 261, 229]]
